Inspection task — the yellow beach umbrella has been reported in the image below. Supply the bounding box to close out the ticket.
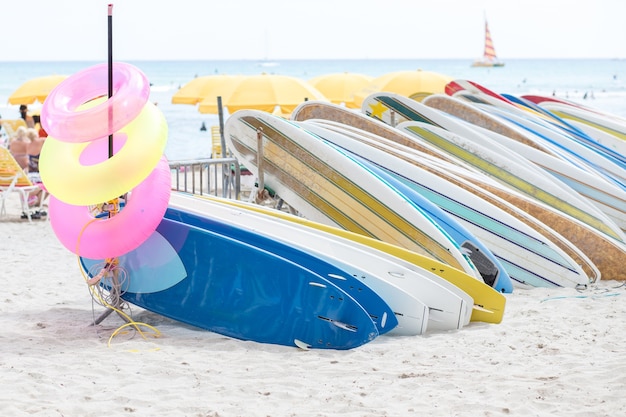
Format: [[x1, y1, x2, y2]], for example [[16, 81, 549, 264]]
[[308, 72, 373, 109], [198, 74, 328, 115], [8, 75, 68, 105], [353, 69, 453, 107], [171, 74, 245, 106]]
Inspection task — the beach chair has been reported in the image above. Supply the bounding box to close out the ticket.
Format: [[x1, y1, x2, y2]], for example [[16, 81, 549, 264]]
[[0, 146, 47, 222], [211, 125, 223, 158], [1, 119, 27, 137]]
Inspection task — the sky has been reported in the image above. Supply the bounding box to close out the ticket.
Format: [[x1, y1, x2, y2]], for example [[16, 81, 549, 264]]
[[3, 0, 626, 61]]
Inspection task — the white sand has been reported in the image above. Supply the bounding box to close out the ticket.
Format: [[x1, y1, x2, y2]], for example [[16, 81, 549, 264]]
[[1, 196, 625, 417]]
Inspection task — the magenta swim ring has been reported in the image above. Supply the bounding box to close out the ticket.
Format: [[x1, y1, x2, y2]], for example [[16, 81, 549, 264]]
[[49, 157, 172, 259], [41, 62, 150, 143], [39, 101, 167, 206]]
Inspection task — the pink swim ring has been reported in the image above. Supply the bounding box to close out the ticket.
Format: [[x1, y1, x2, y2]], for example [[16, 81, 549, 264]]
[[49, 157, 172, 259], [41, 62, 150, 143]]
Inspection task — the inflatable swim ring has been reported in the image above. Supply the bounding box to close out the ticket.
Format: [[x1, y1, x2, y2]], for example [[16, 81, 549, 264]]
[[41, 62, 150, 143], [39, 101, 167, 206], [49, 157, 171, 259]]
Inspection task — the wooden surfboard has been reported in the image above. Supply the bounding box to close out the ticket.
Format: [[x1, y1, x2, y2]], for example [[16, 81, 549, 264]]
[[224, 109, 480, 278], [301, 119, 593, 288], [360, 92, 626, 244], [471, 101, 626, 189], [422, 94, 626, 232], [444, 83, 626, 181], [290, 100, 625, 281], [300, 120, 511, 290]]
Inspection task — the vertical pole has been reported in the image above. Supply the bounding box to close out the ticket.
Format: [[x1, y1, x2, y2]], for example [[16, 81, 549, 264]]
[[217, 96, 226, 157], [92, 3, 128, 326], [256, 127, 264, 195], [217, 96, 230, 197], [107, 4, 114, 159]]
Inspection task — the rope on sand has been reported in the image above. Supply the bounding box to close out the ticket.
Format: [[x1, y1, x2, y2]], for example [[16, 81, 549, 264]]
[[540, 282, 625, 302], [76, 217, 161, 347]]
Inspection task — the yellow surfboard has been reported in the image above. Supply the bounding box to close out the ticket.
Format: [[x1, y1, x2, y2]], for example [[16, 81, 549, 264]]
[[199, 194, 506, 324]]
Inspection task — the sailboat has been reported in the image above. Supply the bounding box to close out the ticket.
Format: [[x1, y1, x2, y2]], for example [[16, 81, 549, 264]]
[[472, 17, 504, 67], [257, 29, 279, 68]]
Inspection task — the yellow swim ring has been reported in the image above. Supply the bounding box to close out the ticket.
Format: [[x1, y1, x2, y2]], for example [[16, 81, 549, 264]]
[[39, 101, 168, 206]]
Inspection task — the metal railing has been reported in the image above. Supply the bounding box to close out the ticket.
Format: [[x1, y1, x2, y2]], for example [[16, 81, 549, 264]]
[[169, 157, 241, 199]]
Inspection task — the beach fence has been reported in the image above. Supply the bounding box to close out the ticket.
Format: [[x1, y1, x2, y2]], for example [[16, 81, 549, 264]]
[[169, 157, 246, 199], [169, 157, 297, 214]]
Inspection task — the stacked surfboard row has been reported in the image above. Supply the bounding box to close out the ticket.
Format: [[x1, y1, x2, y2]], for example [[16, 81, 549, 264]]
[[289, 92, 626, 291], [352, 84, 626, 285], [81, 79, 626, 350]]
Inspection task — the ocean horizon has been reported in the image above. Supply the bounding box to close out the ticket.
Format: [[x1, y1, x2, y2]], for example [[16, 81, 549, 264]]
[[1, 58, 624, 161]]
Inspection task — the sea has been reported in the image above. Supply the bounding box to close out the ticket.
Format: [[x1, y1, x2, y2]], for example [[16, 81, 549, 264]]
[[1, 59, 625, 161]]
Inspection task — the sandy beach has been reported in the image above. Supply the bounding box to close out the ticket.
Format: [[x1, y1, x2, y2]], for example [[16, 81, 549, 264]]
[[1, 195, 625, 417]]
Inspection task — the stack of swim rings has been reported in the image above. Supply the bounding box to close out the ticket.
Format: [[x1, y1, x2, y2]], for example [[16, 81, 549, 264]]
[[39, 62, 171, 259]]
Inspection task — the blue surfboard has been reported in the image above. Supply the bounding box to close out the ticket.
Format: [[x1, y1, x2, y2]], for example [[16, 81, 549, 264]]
[[81, 207, 397, 349], [346, 152, 512, 292], [502, 93, 626, 168], [163, 206, 398, 335], [298, 120, 513, 293]]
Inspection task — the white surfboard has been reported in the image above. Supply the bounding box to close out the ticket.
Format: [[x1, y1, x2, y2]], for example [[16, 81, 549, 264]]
[[300, 119, 593, 289], [473, 102, 626, 188], [421, 94, 626, 232], [444, 87, 626, 188], [290, 100, 624, 282], [208, 194, 507, 324], [565, 119, 626, 157], [171, 192, 474, 333], [223, 109, 480, 279], [360, 92, 625, 244], [534, 100, 626, 142]]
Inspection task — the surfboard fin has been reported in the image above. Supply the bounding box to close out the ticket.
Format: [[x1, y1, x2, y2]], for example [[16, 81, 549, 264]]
[[472, 304, 495, 314], [294, 339, 311, 350], [317, 315, 358, 332]]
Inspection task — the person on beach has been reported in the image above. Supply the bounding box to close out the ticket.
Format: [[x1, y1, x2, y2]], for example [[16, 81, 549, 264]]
[[26, 127, 44, 173], [19, 104, 35, 128], [8, 125, 30, 169], [6, 126, 44, 218], [24, 127, 47, 218]]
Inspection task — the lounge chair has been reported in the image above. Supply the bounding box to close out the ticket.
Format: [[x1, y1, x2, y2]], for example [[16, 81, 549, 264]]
[[0, 146, 47, 222], [1, 119, 27, 138]]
